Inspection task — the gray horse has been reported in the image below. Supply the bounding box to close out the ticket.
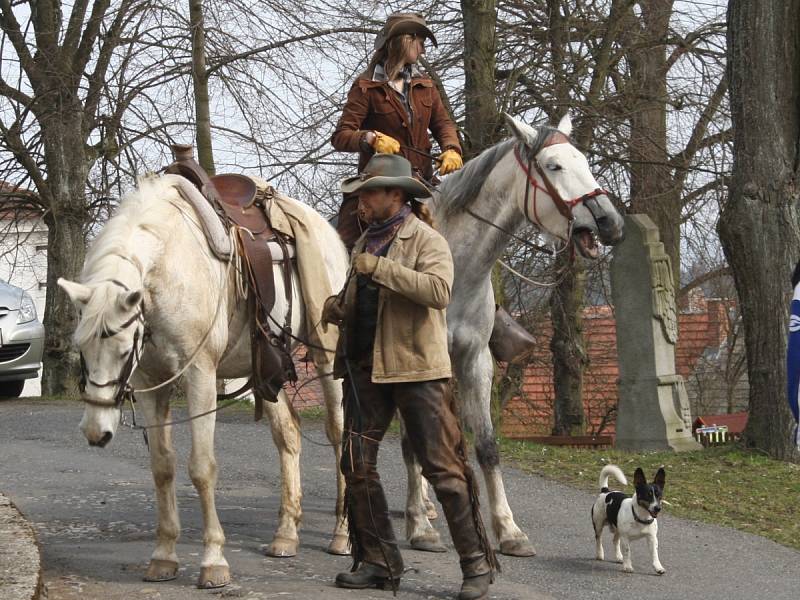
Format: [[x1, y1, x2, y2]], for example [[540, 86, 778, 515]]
[[402, 113, 625, 556]]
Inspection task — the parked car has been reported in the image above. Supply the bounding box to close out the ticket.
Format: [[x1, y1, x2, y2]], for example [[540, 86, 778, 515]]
[[0, 280, 44, 398]]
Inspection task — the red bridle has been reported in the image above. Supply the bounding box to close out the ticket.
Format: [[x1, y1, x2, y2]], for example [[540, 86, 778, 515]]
[[513, 133, 608, 229]]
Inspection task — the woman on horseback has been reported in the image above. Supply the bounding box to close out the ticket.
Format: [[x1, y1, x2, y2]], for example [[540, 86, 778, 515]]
[[331, 11, 463, 246]]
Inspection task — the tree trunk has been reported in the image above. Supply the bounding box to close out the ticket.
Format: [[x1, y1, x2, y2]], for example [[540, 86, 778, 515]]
[[547, 1, 587, 435], [549, 252, 588, 435], [189, 0, 215, 174], [625, 0, 681, 287], [40, 112, 89, 395], [718, 0, 800, 460], [461, 0, 499, 158]]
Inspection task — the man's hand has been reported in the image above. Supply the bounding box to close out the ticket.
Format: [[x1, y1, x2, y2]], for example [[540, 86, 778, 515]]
[[371, 132, 401, 154], [354, 253, 380, 275], [321, 294, 345, 328], [438, 149, 463, 175]]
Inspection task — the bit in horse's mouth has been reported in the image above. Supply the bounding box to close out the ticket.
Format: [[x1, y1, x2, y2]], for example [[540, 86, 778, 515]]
[[573, 228, 600, 259]]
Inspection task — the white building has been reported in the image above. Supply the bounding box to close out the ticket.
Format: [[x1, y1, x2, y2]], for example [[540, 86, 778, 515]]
[[0, 184, 48, 396]]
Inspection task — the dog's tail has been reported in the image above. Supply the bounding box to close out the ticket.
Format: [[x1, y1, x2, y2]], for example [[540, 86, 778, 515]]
[[598, 464, 627, 493]]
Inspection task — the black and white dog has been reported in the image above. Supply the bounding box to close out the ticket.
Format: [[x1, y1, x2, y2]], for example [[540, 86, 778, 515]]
[[591, 465, 666, 574]]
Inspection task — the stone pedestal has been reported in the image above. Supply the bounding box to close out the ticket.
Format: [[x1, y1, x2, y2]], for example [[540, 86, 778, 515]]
[[611, 215, 701, 452]]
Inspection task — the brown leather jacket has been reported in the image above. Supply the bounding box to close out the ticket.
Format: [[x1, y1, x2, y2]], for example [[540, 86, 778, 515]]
[[331, 73, 462, 182]]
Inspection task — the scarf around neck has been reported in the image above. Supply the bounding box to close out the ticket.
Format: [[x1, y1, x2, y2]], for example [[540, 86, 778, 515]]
[[364, 204, 412, 255]]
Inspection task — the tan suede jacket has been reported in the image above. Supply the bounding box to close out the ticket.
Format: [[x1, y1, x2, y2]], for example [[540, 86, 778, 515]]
[[333, 213, 454, 383]]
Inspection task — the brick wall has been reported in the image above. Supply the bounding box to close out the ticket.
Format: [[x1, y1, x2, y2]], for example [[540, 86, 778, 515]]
[[289, 297, 745, 435], [289, 352, 326, 410], [501, 297, 740, 439]]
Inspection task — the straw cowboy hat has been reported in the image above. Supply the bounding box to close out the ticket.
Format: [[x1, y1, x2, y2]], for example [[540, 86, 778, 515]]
[[341, 154, 432, 201], [373, 12, 438, 51]]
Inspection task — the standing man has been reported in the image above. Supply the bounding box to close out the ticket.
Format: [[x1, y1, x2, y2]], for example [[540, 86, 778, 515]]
[[322, 154, 497, 600]]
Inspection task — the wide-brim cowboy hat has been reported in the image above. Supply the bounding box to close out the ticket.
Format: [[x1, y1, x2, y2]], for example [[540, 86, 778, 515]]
[[341, 154, 432, 201], [373, 12, 438, 51]]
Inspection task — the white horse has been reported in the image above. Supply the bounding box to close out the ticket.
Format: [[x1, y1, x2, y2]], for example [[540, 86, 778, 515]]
[[58, 176, 350, 588], [402, 114, 625, 556]]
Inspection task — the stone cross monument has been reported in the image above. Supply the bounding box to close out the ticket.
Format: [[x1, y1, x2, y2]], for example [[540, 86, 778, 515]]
[[611, 214, 701, 451]]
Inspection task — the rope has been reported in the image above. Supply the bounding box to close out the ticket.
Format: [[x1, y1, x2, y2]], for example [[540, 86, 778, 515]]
[[497, 258, 572, 288]]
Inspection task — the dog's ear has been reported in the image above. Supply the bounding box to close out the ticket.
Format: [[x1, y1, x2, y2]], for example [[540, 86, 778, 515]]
[[654, 468, 666, 489], [633, 467, 647, 488]]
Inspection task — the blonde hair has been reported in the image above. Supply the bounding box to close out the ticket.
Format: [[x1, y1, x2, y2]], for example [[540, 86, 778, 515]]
[[367, 34, 417, 80]]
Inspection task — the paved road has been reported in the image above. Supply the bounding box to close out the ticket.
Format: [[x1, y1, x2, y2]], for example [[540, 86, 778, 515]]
[[1, 398, 797, 600]]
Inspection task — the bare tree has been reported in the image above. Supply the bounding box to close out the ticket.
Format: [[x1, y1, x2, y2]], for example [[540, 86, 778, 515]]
[[718, 0, 800, 460], [190, 0, 215, 173], [0, 0, 179, 393]]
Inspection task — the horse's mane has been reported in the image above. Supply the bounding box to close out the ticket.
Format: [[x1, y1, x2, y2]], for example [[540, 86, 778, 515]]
[[81, 175, 181, 284], [75, 175, 182, 346], [437, 125, 562, 213]]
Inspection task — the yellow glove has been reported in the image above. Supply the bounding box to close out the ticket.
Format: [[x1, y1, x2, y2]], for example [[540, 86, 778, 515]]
[[438, 149, 463, 175], [354, 253, 380, 275], [372, 132, 401, 154]]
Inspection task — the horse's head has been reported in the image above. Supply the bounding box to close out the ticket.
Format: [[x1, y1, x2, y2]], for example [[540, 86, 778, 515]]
[[58, 277, 145, 448], [504, 113, 624, 258]]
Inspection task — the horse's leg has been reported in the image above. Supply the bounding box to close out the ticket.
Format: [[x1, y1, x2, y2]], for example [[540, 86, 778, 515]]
[[262, 389, 302, 558], [140, 388, 181, 582], [456, 345, 536, 557], [185, 368, 230, 588], [402, 419, 446, 552], [421, 474, 438, 520], [317, 362, 349, 555]]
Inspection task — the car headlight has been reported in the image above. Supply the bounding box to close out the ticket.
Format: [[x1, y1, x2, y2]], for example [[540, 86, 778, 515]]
[[17, 294, 37, 324]]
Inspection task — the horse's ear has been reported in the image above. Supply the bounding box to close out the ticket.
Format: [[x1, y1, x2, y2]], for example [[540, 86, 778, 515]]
[[58, 278, 91, 305], [119, 289, 143, 311], [557, 113, 573, 137], [503, 112, 539, 148]]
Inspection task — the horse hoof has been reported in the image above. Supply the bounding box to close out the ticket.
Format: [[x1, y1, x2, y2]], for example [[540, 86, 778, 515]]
[[197, 565, 230, 589], [326, 534, 351, 556], [143, 558, 178, 582], [410, 534, 447, 553], [499, 538, 537, 557], [263, 537, 298, 558]]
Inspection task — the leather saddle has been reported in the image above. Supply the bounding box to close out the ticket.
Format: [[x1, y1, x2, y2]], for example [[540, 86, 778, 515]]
[[164, 144, 295, 417]]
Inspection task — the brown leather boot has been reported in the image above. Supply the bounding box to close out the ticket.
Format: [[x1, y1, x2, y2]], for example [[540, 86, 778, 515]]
[[458, 572, 491, 600], [343, 477, 404, 585], [458, 554, 492, 599], [335, 562, 401, 590]]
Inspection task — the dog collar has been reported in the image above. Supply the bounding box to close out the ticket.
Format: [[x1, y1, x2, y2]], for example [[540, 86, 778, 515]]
[[632, 504, 655, 525]]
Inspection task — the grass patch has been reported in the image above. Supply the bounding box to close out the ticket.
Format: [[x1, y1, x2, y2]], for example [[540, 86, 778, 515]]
[[297, 405, 327, 421], [499, 438, 800, 551]]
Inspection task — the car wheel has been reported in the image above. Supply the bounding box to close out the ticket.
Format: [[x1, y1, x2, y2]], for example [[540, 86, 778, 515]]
[[0, 380, 25, 399]]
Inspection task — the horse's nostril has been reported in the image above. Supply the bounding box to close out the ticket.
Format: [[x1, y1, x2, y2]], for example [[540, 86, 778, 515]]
[[89, 431, 113, 448]]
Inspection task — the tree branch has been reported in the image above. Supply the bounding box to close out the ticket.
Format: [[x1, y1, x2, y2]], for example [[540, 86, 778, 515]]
[[205, 27, 376, 77], [0, 0, 40, 84]]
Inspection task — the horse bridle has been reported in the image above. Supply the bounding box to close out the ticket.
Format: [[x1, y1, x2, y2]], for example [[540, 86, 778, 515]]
[[513, 132, 608, 234], [78, 279, 146, 409], [463, 132, 610, 258]]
